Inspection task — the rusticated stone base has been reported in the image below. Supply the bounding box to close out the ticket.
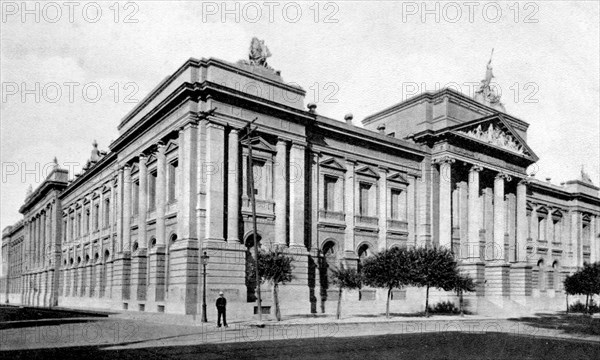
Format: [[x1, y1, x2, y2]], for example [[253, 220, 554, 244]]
[[130, 249, 148, 301], [147, 246, 166, 303], [510, 262, 532, 301], [484, 263, 510, 297], [166, 239, 199, 315], [458, 261, 485, 296]]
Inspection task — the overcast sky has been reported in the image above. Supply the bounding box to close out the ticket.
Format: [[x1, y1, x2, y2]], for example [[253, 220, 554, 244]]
[[1, 1, 599, 229]]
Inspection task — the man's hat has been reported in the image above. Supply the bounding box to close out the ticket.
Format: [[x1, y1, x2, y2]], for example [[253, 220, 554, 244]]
[[219, 291, 224, 295]]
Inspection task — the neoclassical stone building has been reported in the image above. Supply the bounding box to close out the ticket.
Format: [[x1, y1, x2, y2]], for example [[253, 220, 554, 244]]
[[2, 44, 599, 317]]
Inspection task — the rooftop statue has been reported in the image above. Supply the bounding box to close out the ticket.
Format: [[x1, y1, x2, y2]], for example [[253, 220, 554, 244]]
[[237, 37, 281, 78], [580, 165, 594, 185], [474, 49, 506, 112], [248, 37, 272, 68]]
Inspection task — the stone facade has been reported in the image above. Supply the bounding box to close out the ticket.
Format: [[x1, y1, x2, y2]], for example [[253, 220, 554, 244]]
[[1, 55, 599, 318]]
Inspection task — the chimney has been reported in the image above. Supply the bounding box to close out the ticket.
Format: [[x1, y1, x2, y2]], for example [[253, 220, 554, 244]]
[[377, 123, 386, 135], [307, 103, 317, 114], [344, 113, 353, 125]]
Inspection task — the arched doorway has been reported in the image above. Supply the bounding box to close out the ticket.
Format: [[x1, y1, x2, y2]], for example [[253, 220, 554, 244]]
[[320, 239, 340, 309], [537, 259, 545, 292], [166, 233, 177, 296], [245, 233, 262, 302]]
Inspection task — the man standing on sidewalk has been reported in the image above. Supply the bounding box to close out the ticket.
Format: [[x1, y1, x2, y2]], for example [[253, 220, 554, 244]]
[[216, 291, 228, 327]]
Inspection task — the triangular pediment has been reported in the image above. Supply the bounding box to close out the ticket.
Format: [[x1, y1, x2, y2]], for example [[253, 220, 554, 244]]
[[247, 137, 275, 153], [451, 114, 538, 161], [356, 166, 379, 178], [130, 163, 139, 174], [164, 139, 178, 154], [320, 158, 345, 171], [145, 154, 157, 165], [388, 172, 408, 184]]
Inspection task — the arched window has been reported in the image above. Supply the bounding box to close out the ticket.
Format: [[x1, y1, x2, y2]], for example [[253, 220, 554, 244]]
[[132, 241, 139, 252], [537, 259, 545, 291], [150, 237, 157, 248], [170, 234, 177, 245]]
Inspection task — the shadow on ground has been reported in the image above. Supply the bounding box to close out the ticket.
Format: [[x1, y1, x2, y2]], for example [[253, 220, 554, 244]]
[[0, 305, 111, 322], [1, 332, 598, 360], [507, 313, 600, 337]]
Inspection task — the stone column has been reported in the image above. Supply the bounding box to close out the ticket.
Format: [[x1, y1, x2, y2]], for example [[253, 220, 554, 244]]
[[274, 138, 288, 246], [437, 157, 454, 250], [149, 142, 167, 304], [289, 142, 306, 249], [492, 173, 510, 261], [510, 180, 532, 303], [485, 173, 511, 299], [138, 154, 148, 247], [227, 129, 241, 243], [378, 167, 388, 251], [407, 175, 416, 247], [344, 160, 357, 265], [467, 166, 483, 260], [123, 165, 132, 251], [205, 123, 224, 242], [131, 155, 148, 302], [516, 180, 528, 262], [169, 120, 199, 315], [113, 165, 132, 305]]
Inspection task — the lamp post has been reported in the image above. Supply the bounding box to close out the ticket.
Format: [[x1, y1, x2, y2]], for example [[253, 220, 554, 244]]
[[240, 117, 263, 325], [200, 251, 209, 322]]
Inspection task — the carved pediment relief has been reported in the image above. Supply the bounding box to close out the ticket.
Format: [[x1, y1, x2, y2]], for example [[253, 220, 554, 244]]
[[458, 123, 524, 155]]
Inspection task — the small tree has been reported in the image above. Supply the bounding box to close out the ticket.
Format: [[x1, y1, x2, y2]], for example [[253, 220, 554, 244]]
[[452, 273, 476, 316], [330, 265, 362, 320], [564, 262, 600, 314], [256, 248, 294, 321], [411, 247, 458, 317], [362, 247, 414, 318]]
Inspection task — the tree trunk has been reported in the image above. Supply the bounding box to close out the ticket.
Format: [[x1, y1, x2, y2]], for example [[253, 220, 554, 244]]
[[273, 283, 281, 321], [425, 285, 430, 317], [566, 294, 569, 314], [459, 290, 464, 316], [336, 287, 342, 320], [586, 294, 589, 314], [386, 287, 392, 319]]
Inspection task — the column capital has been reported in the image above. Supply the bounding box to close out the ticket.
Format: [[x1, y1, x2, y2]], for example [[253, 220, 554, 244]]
[[277, 136, 291, 145], [229, 128, 239, 135], [156, 141, 166, 153], [495, 172, 512, 181], [378, 165, 388, 173], [469, 164, 484, 172], [205, 121, 225, 130], [290, 140, 307, 149], [433, 156, 455, 165]]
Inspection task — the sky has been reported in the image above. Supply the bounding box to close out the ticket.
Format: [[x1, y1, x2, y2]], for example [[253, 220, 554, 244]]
[[1, 0, 599, 230]]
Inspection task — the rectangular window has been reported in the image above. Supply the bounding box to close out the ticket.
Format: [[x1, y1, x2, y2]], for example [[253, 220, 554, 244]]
[[247, 159, 265, 198], [359, 183, 371, 216], [77, 213, 82, 237], [94, 204, 99, 230], [70, 216, 74, 241], [85, 209, 90, 234], [63, 220, 67, 242], [104, 198, 110, 227], [168, 161, 178, 203], [324, 176, 337, 211], [148, 170, 157, 211], [391, 189, 401, 219], [132, 180, 139, 216], [537, 217, 545, 240]]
